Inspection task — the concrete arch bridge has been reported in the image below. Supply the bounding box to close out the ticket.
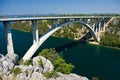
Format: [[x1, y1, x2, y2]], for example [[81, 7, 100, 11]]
[[0, 16, 116, 60]]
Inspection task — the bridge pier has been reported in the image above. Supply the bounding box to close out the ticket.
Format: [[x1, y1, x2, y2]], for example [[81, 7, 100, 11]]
[[3, 21, 14, 54], [32, 20, 39, 44], [52, 19, 57, 27], [103, 21, 105, 31], [23, 20, 39, 60], [97, 22, 101, 40]]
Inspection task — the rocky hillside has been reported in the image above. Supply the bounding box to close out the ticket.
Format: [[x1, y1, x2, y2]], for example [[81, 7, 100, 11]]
[[100, 18, 120, 48], [0, 49, 88, 80], [106, 18, 120, 37]]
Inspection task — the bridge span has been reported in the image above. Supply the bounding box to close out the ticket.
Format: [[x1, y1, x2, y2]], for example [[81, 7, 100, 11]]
[[0, 16, 116, 60]]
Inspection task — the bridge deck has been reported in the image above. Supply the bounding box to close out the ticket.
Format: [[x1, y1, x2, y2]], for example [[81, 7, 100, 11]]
[[0, 16, 116, 22]]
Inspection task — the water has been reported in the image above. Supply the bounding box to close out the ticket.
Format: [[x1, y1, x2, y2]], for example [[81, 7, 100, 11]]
[[0, 23, 120, 80]]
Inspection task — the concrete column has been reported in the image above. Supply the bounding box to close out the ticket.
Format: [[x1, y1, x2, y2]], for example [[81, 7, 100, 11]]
[[95, 23, 97, 33], [100, 21, 103, 31], [85, 18, 88, 24], [57, 19, 60, 24], [66, 18, 69, 21], [92, 23, 95, 31], [103, 21, 105, 31], [98, 22, 101, 32], [89, 18, 92, 26], [52, 19, 57, 27], [87, 19, 91, 24], [97, 22, 101, 39], [32, 20, 38, 44], [79, 18, 82, 21], [3, 21, 14, 54]]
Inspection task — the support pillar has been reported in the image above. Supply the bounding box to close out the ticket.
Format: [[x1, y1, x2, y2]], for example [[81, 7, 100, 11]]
[[98, 22, 101, 32], [3, 21, 14, 54], [32, 20, 39, 44], [79, 18, 82, 21], [95, 23, 97, 33], [92, 23, 95, 31], [101, 18, 105, 31], [85, 18, 88, 24], [103, 21, 105, 31], [89, 18, 92, 26], [52, 19, 57, 27], [97, 22, 101, 39]]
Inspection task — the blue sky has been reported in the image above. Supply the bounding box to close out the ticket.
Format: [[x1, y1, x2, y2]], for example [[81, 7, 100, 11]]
[[0, 0, 120, 15]]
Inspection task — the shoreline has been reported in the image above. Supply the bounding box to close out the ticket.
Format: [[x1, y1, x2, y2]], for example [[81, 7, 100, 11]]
[[89, 41, 100, 45], [89, 41, 120, 50]]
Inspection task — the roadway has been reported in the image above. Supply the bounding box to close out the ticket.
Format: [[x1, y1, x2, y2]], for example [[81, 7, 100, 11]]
[[0, 16, 115, 22]]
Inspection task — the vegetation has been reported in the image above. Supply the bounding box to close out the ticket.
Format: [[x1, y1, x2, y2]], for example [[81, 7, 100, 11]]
[[100, 33, 120, 48], [39, 48, 75, 74], [19, 59, 33, 66], [11, 21, 32, 32], [11, 67, 22, 76], [44, 70, 59, 79], [38, 58, 43, 68], [11, 21, 50, 34], [100, 18, 120, 48]]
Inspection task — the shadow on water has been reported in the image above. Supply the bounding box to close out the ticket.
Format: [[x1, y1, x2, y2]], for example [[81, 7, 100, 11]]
[[55, 40, 86, 52]]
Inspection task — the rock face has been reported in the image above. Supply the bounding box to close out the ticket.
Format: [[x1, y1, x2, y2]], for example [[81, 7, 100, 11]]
[[30, 72, 44, 80], [56, 73, 89, 80], [33, 56, 54, 73], [0, 55, 89, 80], [0, 53, 18, 76]]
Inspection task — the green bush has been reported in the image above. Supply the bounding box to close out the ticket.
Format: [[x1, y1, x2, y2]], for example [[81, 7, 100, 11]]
[[100, 32, 120, 48], [39, 48, 59, 61], [11, 67, 22, 76], [55, 63, 74, 74], [44, 70, 59, 79], [39, 48, 74, 74], [38, 58, 43, 68], [19, 59, 33, 66]]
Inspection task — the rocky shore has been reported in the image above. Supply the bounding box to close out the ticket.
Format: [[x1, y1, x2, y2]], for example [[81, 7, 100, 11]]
[[0, 53, 89, 80]]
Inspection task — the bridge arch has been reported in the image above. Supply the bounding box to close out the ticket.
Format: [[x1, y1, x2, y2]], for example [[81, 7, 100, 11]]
[[105, 17, 115, 27], [23, 20, 98, 60], [40, 20, 98, 42]]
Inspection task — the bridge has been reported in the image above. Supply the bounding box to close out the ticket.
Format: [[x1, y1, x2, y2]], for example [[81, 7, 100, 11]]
[[0, 16, 116, 61]]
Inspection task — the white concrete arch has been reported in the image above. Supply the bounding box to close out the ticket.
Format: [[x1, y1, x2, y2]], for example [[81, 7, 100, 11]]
[[23, 20, 98, 60]]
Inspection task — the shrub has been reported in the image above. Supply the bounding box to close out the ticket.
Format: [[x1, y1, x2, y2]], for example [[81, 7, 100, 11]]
[[39, 48, 59, 61], [39, 48, 74, 74], [19, 59, 33, 66], [38, 58, 43, 68], [44, 70, 59, 79], [55, 63, 74, 74], [11, 67, 22, 76]]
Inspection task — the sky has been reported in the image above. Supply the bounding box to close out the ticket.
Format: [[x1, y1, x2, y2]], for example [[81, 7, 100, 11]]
[[0, 0, 120, 15]]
